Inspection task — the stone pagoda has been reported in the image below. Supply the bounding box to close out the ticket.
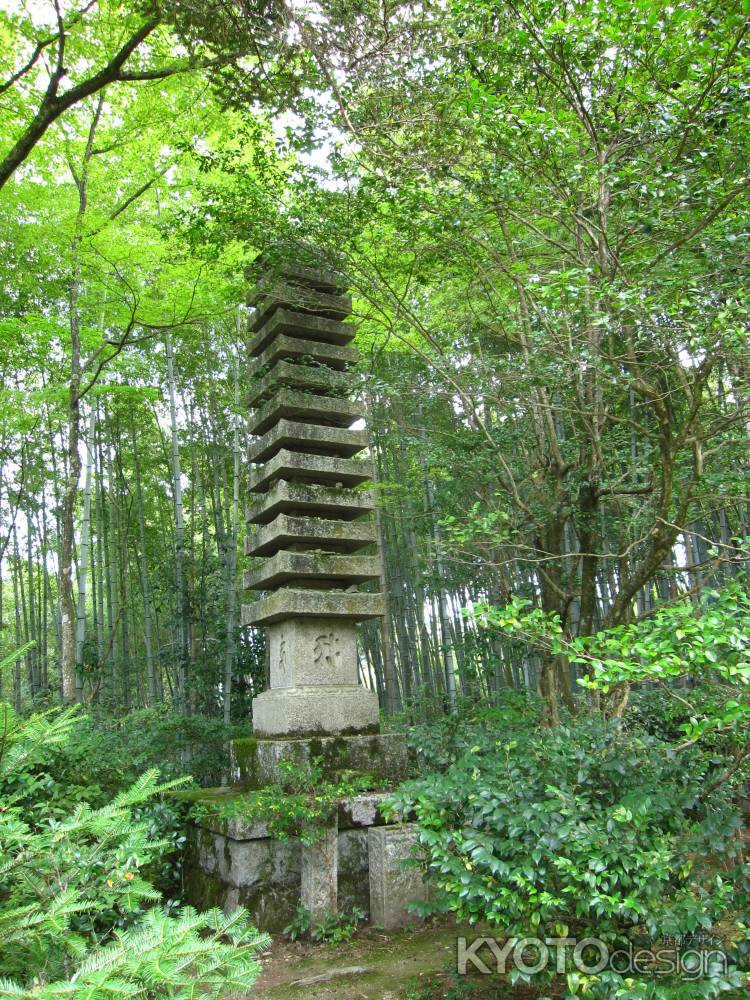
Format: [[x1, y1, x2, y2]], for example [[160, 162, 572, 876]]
[[184, 257, 423, 933], [231, 258, 407, 785], [243, 260, 383, 739]]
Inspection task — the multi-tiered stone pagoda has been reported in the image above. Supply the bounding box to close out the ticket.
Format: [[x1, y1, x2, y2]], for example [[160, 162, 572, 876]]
[[242, 261, 385, 739], [185, 257, 424, 934]]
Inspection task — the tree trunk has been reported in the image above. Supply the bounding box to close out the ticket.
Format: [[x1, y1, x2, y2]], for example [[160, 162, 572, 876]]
[[223, 347, 241, 725], [74, 408, 96, 701], [165, 332, 190, 714], [59, 101, 101, 703], [131, 415, 157, 704]]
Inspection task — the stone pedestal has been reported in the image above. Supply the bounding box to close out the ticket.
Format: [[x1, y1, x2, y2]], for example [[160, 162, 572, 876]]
[[185, 792, 425, 933], [250, 688, 380, 739], [368, 824, 430, 930], [251, 617, 379, 737], [230, 732, 409, 788]]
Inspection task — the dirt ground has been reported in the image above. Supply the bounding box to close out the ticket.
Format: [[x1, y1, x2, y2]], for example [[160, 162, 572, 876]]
[[246, 921, 539, 1000]]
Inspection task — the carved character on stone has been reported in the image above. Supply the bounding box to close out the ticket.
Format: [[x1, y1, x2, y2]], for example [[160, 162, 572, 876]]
[[313, 632, 340, 669], [278, 634, 287, 679]]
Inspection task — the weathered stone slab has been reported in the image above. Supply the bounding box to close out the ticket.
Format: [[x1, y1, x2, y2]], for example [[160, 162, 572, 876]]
[[184, 826, 302, 931], [248, 259, 346, 295], [338, 828, 370, 914], [248, 420, 367, 464], [301, 818, 338, 919], [246, 514, 376, 557], [249, 389, 364, 436], [248, 450, 374, 493], [250, 285, 352, 331], [230, 732, 409, 787], [249, 334, 358, 374], [368, 824, 429, 930], [248, 275, 350, 310], [267, 618, 359, 687], [248, 361, 349, 408], [244, 551, 381, 590], [196, 810, 271, 841], [242, 588, 385, 626], [173, 787, 270, 840], [184, 813, 380, 929], [251, 684, 380, 737], [189, 822, 302, 898], [250, 309, 355, 356], [246, 482, 375, 525]]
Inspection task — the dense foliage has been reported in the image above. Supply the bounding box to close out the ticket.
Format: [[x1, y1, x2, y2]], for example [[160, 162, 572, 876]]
[[1, 0, 748, 724], [1, 0, 749, 995], [388, 591, 750, 996], [0, 692, 269, 997], [191, 756, 376, 845]]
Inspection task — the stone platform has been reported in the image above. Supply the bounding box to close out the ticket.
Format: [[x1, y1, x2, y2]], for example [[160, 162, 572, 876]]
[[230, 732, 409, 788], [185, 788, 428, 933], [183, 730, 421, 932]]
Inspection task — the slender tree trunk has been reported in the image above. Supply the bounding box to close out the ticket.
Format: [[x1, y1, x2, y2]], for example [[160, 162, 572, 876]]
[[25, 502, 39, 697], [425, 475, 457, 709], [60, 101, 101, 703], [44, 408, 64, 695], [102, 426, 118, 703], [11, 535, 23, 710], [374, 494, 400, 714], [94, 412, 105, 668], [223, 348, 241, 725], [131, 415, 157, 704], [165, 332, 190, 714], [74, 408, 96, 701], [368, 399, 402, 712]]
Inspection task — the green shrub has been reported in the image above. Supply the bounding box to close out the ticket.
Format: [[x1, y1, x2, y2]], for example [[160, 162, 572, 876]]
[[386, 716, 749, 998], [0, 699, 270, 997], [193, 756, 375, 845], [43, 705, 246, 795], [282, 904, 365, 944], [406, 690, 542, 772], [11, 705, 248, 901]]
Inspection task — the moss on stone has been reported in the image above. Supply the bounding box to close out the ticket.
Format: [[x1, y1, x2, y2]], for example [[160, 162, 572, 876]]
[[231, 736, 260, 787], [182, 866, 227, 912], [172, 786, 246, 805], [235, 734, 406, 788], [182, 863, 302, 933]]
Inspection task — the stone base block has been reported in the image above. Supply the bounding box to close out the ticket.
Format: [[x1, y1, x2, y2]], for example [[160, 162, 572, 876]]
[[368, 823, 430, 930], [231, 733, 409, 787], [184, 792, 394, 931], [301, 820, 338, 920], [184, 825, 302, 932], [251, 684, 379, 738], [185, 826, 364, 932]]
